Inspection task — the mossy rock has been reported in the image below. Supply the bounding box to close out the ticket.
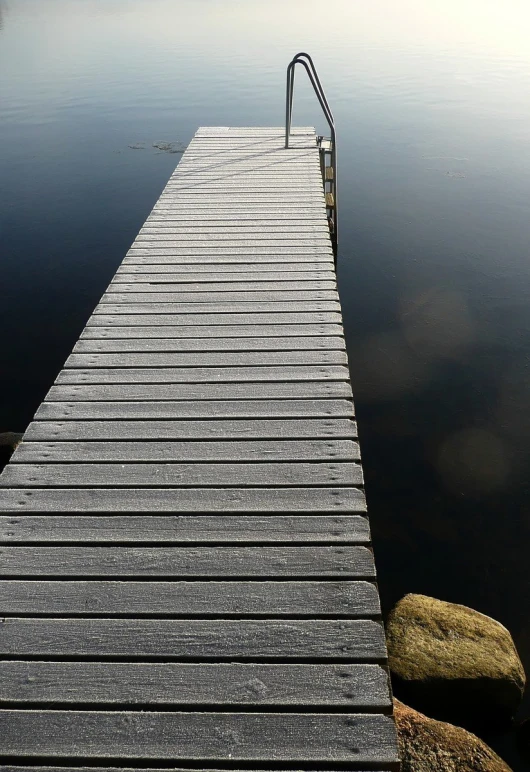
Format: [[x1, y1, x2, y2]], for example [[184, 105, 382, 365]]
[[387, 594, 525, 725], [395, 698, 512, 771]]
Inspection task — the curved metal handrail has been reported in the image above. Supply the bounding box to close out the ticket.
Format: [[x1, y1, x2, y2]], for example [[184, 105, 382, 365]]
[[285, 52, 337, 256], [285, 52, 334, 143]]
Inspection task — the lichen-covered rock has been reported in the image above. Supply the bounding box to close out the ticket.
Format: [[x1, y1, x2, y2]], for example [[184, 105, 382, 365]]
[[394, 698, 512, 771], [387, 594, 525, 724]]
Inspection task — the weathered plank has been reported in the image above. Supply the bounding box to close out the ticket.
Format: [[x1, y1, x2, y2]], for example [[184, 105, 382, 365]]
[[0, 768, 393, 772], [0, 580, 380, 616], [146, 215, 329, 222], [139, 227, 329, 235], [45, 382, 351, 401], [114, 270, 335, 281], [127, 246, 333, 255], [0, 662, 390, 707], [121, 258, 333, 266], [0, 545, 374, 578], [89, 312, 342, 325], [0, 617, 384, 659], [56, 365, 350, 383], [13, 439, 359, 463], [81, 324, 345, 338], [34, 398, 354, 419], [106, 281, 337, 293], [101, 291, 339, 304], [72, 336, 345, 352], [95, 301, 341, 314], [0, 514, 369, 543], [0, 487, 366, 512], [64, 351, 348, 367], [24, 418, 357, 441], [0, 710, 398, 763], [0, 461, 362, 487]]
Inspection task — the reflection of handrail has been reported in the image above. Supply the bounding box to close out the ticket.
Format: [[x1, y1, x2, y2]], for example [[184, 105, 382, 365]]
[[285, 52, 337, 256]]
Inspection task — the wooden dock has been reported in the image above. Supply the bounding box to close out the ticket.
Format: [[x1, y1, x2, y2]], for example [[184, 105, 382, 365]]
[[0, 127, 399, 770]]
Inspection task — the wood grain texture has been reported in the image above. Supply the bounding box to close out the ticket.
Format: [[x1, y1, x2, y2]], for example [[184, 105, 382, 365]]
[[64, 351, 348, 367], [0, 461, 363, 487], [94, 301, 341, 314], [0, 580, 380, 616], [23, 418, 358, 441], [35, 398, 355, 420], [0, 487, 366, 512], [114, 270, 335, 281], [89, 312, 343, 325], [0, 617, 385, 659], [55, 364, 350, 383], [0, 545, 375, 578], [0, 514, 370, 544], [0, 710, 398, 763], [100, 291, 339, 304], [0, 662, 390, 707], [13, 439, 360, 463], [81, 324, 345, 338], [0, 768, 393, 772], [106, 281, 337, 293], [45, 382, 352, 401], [72, 336, 345, 352]]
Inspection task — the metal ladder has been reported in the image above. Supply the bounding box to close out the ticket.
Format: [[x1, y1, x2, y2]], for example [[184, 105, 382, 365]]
[[285, 52, 337, 258]]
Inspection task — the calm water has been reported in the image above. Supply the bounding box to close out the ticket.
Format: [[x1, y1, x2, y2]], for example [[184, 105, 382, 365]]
[[2, 0, 530, 766]]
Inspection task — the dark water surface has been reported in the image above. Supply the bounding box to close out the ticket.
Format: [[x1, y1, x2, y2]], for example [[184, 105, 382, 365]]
[[2, 0, 530, 766]]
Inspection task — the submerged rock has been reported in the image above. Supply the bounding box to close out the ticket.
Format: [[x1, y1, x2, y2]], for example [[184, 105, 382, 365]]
[[387, 594, 525, 725], [394, 698, 512, 771]]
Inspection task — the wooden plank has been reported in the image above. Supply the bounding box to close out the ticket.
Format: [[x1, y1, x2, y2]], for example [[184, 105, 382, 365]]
[[55, 365, 350, 383], [81, 324, 345, 339], [0, 662, 390, 707], [0, 461, 363, 487], [127, 250, 332, 260], [106, 281, 337, 293], [118, 263, 333, 273], [13, 439, 360, 463], [34, 398, 354, 420], [149, 209, 328, 216], [72, 336, 345, 353], [122, 255, 333, 264], [0, 580, 380, 616], [0, 487, 366, 513], [101, 291, 339, 304], [0, 767, 395, 772], [64, 351, 348, 368], [89, 312, 342, 325], [146, 215, 328, 222], [133, 240, 331, 247], [114, 271, 335, 282], [0, 514, 369, 543], [0, 710, 398, 763], [138, 228, 329, 237], [95, 302, 342, 314], [0, 545, 375, 578], [44, 383, 352, 402], [0, 617, 383, 659], [24, 418, 358, 441]]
